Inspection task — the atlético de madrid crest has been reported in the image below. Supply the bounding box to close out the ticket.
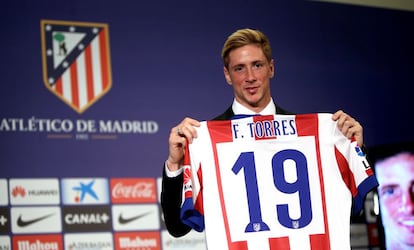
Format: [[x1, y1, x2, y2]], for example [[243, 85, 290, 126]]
[[41, 20, 112, 113]]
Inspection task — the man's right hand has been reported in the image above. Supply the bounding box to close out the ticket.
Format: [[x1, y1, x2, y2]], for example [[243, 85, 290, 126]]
[[166, 117, 200, 171]]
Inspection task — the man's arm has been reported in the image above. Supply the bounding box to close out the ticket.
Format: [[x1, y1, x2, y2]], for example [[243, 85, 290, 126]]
[[160, 167, 191, 237], [161, 117, 200, 237]]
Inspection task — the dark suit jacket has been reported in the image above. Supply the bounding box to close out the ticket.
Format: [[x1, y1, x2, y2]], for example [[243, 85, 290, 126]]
[[160, 104, 292, 237]]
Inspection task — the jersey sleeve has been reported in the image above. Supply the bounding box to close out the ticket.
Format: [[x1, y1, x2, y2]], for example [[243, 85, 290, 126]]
[[180, 126, 205, 232], [332, 121, 378, 214]]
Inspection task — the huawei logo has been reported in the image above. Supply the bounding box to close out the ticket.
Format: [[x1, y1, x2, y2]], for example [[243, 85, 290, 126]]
[[12, 186, 26, 197]]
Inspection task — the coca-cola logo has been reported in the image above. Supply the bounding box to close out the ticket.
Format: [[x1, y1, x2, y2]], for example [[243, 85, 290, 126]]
[[110, 178, 157, 203]]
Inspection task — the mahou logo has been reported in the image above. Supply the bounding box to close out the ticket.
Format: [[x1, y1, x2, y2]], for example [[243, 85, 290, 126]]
[[110, 178, 157, 203], [13, 234, 63, 250], [114, 232, 161, 250]]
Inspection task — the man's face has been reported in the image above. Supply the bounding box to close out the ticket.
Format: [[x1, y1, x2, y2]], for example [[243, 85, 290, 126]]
[[223, 44, 274, 113], [376, 153, 414, 247]]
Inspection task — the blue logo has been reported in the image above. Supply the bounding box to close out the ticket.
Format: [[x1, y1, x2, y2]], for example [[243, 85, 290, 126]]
[[354, 146, 365, 157], [61, 178, 109, 204]]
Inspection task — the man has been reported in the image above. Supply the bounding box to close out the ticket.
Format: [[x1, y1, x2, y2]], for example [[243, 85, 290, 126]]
[[161, 28, 366, 239], [375, 150, 414, 249]]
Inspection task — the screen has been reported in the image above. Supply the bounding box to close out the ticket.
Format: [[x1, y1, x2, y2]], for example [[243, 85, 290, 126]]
[[369, 141, 414, 250]]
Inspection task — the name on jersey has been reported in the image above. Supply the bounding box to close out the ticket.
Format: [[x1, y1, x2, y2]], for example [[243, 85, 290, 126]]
[[232, 117, 296, 140]]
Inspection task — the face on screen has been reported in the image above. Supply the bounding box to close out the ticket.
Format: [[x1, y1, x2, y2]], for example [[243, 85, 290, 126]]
[[376, 152, 414, 248]]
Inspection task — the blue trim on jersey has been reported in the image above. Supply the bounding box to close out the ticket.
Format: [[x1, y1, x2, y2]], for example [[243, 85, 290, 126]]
[[180, 197, 205, 232], [231, 114, 257, 120], [352, 175, 379, 214]]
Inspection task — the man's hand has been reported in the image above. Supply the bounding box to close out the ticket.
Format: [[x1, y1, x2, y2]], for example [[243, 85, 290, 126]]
[[332, 110, 363, 147], [166, 117, 200, 171]]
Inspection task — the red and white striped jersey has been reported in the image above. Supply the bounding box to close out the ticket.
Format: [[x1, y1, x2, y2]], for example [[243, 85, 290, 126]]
[[181, 113, 378, 250]]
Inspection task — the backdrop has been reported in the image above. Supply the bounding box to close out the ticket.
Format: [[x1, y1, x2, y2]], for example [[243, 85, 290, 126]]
[[0, 0, 413, 249]]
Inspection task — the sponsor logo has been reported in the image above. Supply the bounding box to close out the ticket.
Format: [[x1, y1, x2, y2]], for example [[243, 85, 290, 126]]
[[112, 204, 160, 231], [63, 205, 112, 232], [0, 207, 10, 234], [114, 232, 161, 250], [111, 178, 157, 203], [40, 19, 112, 114], [17, 213, 54, 227], [9, 179, 60, 205], [161, 230, 207, 250], [64, 232, 113, 250], [11, 186, 25, 197], [13, 234, 62, 250], [11, 207, 61, 234], [0, 236, 11, 250], [118, 211, 152, 224], [0, 179, 8, 205], [61, 178, 109, 205]]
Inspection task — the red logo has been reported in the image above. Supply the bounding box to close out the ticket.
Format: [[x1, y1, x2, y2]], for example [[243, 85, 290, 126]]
[[110, 178, 157, 203], [12, 186, 26, 197], [114, 232, 161, 250], [13, 234, 63, 250], [41, 20, 112, 114]]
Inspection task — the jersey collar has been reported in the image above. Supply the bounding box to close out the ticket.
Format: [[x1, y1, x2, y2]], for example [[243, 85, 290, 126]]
[[232, 98, 276, 115]]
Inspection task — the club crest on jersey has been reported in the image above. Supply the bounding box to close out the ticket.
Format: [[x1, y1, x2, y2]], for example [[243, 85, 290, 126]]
[[40, 20, 112, 113], [253, 223, 261, 232], [183, 166, 194, 198], [292, 220, 299, 229]]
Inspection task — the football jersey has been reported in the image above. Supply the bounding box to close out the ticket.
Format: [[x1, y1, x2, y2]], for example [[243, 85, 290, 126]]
[[180, 113, 378, 250]]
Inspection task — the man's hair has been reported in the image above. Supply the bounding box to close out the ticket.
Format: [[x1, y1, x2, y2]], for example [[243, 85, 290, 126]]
[[221, 28, 272, 69], [369, 141, 414, 166]]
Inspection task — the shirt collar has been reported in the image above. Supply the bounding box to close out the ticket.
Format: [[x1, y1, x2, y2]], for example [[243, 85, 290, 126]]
[[232, 98, 276, 115]]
